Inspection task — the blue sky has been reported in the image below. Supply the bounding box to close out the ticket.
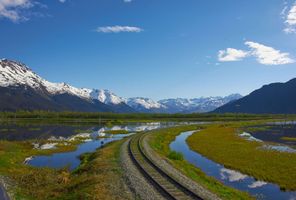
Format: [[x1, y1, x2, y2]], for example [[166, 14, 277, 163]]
[[0, 0, 296, 100]]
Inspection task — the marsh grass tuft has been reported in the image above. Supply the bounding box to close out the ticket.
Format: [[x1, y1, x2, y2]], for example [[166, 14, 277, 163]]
[[168, 150, 184, 160]]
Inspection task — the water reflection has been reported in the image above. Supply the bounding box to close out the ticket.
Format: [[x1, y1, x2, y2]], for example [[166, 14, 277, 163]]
[[27, 122, 186, 171], [170, 131, 296, 200], [247, 123, 296, 147]]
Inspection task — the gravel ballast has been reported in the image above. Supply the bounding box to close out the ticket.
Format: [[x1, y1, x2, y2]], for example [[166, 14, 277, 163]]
[[120, 139, 165, 200]]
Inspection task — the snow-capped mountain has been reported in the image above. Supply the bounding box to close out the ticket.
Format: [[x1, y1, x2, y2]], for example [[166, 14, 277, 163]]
[[0, 59, 241, 113], [126, 95, 242, 113], [0, 59, 91, 99], [90, 89, 134, 113], [0, 59, 134, 112], [158, 98, 192, 113], [126, 97, 167, 113], [159, 94, 242, 113], [91, 89, 125, 105]]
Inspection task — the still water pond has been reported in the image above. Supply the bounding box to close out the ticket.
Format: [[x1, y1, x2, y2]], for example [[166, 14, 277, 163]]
[[28, 135, 128, 171], [170, 131, 296, 200], [247, 122, 296, 147], [18, 122, 188, 171]]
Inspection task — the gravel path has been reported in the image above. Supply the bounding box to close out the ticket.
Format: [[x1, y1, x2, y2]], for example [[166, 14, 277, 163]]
[[120, 139, 166, 200], [142, 133, 221, 200]]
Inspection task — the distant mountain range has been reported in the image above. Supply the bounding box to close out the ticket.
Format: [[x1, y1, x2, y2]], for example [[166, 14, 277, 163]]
[[0, 59, 241, 113], [214, 78, 296, 114], [158, 94, 242, 113]]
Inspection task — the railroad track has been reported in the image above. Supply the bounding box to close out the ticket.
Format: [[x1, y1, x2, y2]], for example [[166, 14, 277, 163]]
[[128, 132, 202, 200]]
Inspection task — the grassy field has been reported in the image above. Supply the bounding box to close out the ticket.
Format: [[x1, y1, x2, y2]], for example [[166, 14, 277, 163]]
[[187, 123, 296, 191], [0, 111, 291, 125], [0, 138, 130, 199], [147, 125, 253, 200], [58, 139, 131, 200]]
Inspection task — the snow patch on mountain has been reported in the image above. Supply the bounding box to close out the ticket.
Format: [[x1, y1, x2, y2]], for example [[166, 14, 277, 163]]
[[0, 59, 43, 88], [127, 97, 166, 110], [90, 89, 125, 105], [44, 81, 92, 99]]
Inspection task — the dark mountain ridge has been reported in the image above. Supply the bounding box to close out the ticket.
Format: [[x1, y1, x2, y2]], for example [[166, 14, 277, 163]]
[[214, 78, 296, 114]]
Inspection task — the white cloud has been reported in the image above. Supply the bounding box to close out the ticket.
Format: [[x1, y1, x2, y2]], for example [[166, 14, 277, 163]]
[[59, 0, 66, 3], [245, 41, 295, 65], [283, 2, 296, 33], [0, 0, 34, 22], [286, 3, 296, 25], [217, 41, 295, 65], [123, 0, 132, 2], [218, 48, 249, 62], [96, 25, 143, 33]]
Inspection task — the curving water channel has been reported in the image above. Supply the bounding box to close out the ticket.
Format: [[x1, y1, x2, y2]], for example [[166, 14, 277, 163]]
[[170, 131, 296, 200]]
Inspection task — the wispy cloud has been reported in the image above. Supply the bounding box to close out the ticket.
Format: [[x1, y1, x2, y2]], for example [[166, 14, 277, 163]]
[[123, 0, 133, 2], [0, 0, 66, 22], [96, 26, 143, 33], [217, 41, 294, 65], [0, 0, 34, 22], [283, 1, 296, 33], [218, 48, 249, 62]]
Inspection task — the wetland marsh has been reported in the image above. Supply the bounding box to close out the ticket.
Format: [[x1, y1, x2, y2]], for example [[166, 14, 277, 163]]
[[1, 115, 296, 200]]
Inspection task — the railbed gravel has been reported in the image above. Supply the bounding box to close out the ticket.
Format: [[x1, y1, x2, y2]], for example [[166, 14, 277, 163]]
[[142, 133, 221, 200], [120, 139, 166, 200]]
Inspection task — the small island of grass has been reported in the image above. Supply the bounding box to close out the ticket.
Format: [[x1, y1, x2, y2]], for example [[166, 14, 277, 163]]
[[103, 130, 129, 134]]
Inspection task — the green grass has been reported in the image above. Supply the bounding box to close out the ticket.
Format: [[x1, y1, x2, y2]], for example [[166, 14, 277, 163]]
[[147, 125, 252, 200], [103, 129, 129, 134], [0, 141, 71, 199], [0, 138, 130, 200], [58, 139, 131, 200], [0, 138, 88, 199], [187, 123, 296, 191], [281, 136, 296, 141], [168, 150, 184, 160]]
